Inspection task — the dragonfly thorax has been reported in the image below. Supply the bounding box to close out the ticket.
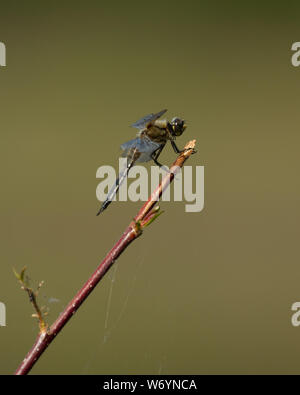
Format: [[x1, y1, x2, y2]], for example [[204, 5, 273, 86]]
[[143, 125, 169, 144]]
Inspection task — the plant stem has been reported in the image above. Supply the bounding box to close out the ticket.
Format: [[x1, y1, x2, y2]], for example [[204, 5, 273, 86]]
[[14, 139, 196, 375]]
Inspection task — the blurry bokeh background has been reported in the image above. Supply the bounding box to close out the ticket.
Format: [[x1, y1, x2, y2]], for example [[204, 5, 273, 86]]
[[0, 0, 300, 374]]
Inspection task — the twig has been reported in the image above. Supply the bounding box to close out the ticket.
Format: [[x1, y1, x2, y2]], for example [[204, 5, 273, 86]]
[[14, 139, 196, 375], [13, 267, 48, 334]]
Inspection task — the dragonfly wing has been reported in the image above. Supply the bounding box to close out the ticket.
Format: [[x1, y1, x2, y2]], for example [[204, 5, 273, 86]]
[[135, 151, 155, 163], [131, 109, 167, 130], [135, 138, 161, 162], [120, 137, 141, 153], [121, 137, 161, 163]]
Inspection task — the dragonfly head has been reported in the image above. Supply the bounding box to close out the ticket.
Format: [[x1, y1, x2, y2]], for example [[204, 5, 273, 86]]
[[170, 117, 187, 137]]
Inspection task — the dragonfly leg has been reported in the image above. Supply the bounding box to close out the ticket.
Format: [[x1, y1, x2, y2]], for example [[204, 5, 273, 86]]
[[170, 140, 182, 154], [151, 156, 165, 168], [151, 145, 165, 168], [151, 145, 173, 174], [171, 140, 197, 155]]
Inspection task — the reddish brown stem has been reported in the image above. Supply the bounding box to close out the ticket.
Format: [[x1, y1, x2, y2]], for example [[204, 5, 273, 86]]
[[14, 139, 196, 375]]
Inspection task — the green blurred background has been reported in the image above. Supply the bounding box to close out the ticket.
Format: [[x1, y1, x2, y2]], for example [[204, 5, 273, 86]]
[[1, 0, 300, 374]]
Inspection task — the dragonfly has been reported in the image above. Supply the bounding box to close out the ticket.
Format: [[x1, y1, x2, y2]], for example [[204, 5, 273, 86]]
[[97, 109, 189, 215]]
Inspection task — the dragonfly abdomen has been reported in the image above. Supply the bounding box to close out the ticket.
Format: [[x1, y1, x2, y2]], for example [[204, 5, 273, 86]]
[[96, 155, 137, 216]]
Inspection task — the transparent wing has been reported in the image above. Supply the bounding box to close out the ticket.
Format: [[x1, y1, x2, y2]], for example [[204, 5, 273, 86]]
[[120, 136, 161, 163], [131, 109, 167, 130]]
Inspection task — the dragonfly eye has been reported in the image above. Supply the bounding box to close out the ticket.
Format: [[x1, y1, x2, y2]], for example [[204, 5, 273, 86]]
[[170, 117, 186, 136]]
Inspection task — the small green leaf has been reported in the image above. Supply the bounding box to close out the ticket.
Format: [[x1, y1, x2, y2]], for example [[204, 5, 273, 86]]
[[20, 267, 27, 282], [13, 267, 21, 281], [143, 210, 164, 227]]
